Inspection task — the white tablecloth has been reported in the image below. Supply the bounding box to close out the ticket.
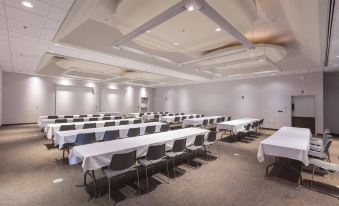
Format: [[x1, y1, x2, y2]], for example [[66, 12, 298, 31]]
[[182, 116, 224, 127], [45, 118, 140, 139], [39, 116, 120, 128], [257, 126, 311, 166], [55, 122, 166, 149], [96, 112, 122, 116], [37, 113, 122, 126], [216, 118, 259, 133], [160, 114, 200, 123], [129, 112, 171, 119], [69, 128, 210, 171]]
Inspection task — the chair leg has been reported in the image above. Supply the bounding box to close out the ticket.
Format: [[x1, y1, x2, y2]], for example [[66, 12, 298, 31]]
[[107, 178, 111, 205], [83, 170, 89, 186], [165, 161, 170, 183], [311, 164, 315, 187], [92, 170, 98, 198], [172, 158, 176, 179], [145, 165, 149, 192], [136, 167, 140, 196]]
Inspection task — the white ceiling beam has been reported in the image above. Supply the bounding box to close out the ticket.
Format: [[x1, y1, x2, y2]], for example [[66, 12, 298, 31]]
[[196, 0, 255, 50], [112, 1, 187, 48]]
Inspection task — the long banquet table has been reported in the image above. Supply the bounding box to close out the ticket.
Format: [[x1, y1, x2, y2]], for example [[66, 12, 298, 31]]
[[182, 116, 224, 127], [160, 114, 201, 123], [39, 115, 120, 128], [216, 118, 259, 134], [55, 122, 166, 149], [45, 118, 141, 139], [257, 126, 311, 166], [69, 127, 210, 171]]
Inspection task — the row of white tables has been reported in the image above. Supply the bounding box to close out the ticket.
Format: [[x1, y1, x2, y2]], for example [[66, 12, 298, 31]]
[[216, 118, 259, 134], [55, 122, 166, 149], [160, 114, 201, 123], [45, 118, 141, 139], [69, 127, 210, 171], [182, 116, 225, 127]]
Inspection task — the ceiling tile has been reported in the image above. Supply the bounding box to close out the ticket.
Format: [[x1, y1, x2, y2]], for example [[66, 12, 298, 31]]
[[44, 18, 61, 30], [5, 0, 50, 17], [7, 18, 42, 36], [48, 6, 67, 21], [0, 17, 6, 29], [0, 3, 5, 16], [40, 28, 56, 40], [52, 0, 74, 10], [5, 5, 45, 27], [9, 31, 39, 47]]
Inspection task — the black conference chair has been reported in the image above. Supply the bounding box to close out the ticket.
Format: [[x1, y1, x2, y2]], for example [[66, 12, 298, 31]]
[[102, 117, 111, 120], [139, 113, 144, 117], [127, 127, 140, 137], [227, 117, 232, 121], [170, 116, 181, 129], [189, 115, 193, 119], [196, 115, 201, 118], [63, 132, 96, 162], [102, 130, 119, 141], [64, 115, 73, 118], [181, 113, 185, 115], [89, 118, 98, 121], [169, 114, 173, 116], [201, 119, 208, 129], [145, 125, 156, 134], [48, 115, 58, 119], [73, 118, 84, 122], [133, 119, 142, 124], [79, 115, 87, 118], [220, 117, 226, 122], [59, 124, 76, 131], [201, 114, 205, 117], [119, 120, 129, 125], [187, 135, 206, 167], [166, 138, 189, 178], [115, 116, 122, 120], [104, 114, 111, 116], [55, 119, 67, 123], [160, 124, 170, 132], [175, 113, 180, 115], [104, 121, 115, 127], [92, 114, 100, 117], [104, 150, 140, 205], [138, 144, 169, 191], [203, 131, 220, 159], [83, 123, 96, 129]]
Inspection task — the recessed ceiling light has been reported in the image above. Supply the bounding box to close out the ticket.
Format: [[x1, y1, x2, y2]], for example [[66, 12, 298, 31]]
[[258, 59, 264, 62], [146, 30, 151, 33], [54, 43, 60, 46], [250, 53, 254, 56], [173, 42, 179, 46], [21, 1, 34, 8], [214, 27, 221, 32], [187, 6, 195, 11]]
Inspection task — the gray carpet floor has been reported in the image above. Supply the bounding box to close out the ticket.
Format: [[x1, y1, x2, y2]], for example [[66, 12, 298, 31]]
[[0, 124, 338, 206]]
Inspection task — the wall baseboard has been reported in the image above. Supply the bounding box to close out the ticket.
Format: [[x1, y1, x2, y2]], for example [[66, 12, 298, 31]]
[[2, 122, 36, 126]]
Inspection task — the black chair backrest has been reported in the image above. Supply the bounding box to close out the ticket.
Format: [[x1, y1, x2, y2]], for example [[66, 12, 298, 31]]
[[147, 112, 151, 115], [181, 113, 185, 115], [64, 115, 73, 118], [127, 127, 140, 137], [115, 116, 122, 120], [201, 114, 205, 117], [103, 130, 119, 141], [48, 115, 58, 119], [175, 113, 179, 115], [145, 125, 156, 134], [181, 116, 187, 121], [79, 115, 87, 118], [83, 123, 96, 129], [220, 117, 225, 122], [209, 119, 214, 124], [172, 139, 186, 153], [189, 115, 193, 119], [245, 124, 251, 130], [89, 118, 98, 121], [92, 114, 100, 117], [174, 117, 180, 122], [119, 120, 129, 125], [75, 132, 95, 145], [169, 114, 173, 116], [104, 121, 115, 127], [60, 124, 76, 131], [227, 117, 232, 121], [133, 119, 142, 124], [207, 131, 216, 142], [194, 135, 205, 147], [146, 144, 166, 161], [154, 114, 160, 119], [324, 139, 333, 153], [55, 119, 67, 123], [102, 117, 111, 120], [73, 118, 84, 122], [104, 114, 111, 116], [160, 124, 170, 132], [196, 115, 200, 118], [109, 150, 136, 171], [139, 113, 144, 117], [216, 118, 222, 123], [202, 119, 208, 126]]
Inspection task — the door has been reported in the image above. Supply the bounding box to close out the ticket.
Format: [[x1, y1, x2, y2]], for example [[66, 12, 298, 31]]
[[291, 95, 315, 133]]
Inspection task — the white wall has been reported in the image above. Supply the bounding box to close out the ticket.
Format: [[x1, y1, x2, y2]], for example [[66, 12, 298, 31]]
[[292, 95, 315, 117], [0, 70, 2, 126], [2, 72, 154, 124], [154, 72, 324, 134], [324, 72, 339, 134]]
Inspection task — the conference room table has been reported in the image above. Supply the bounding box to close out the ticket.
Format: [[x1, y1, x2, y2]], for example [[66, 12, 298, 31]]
[[44, 118, 141, 139], [129, 112, 170, 118], [216, 118, 259, 134], [55, 122, 166, 149], [257, 126, 311, 184], [39, 115, 120, 128], [182, 116, 224, 127], [160, 114, 201, 123], [37, 113, 122, 126], [96, 112, 122, 116]]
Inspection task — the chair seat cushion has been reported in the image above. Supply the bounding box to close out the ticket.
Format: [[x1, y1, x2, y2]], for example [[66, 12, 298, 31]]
[[187, 145, 203, 151], [104, 167, 135, 179], [138, 158, 164, 166], [308, 150, 327, 159], [310, 158, 339, 172], [166, 151, 184, 157]]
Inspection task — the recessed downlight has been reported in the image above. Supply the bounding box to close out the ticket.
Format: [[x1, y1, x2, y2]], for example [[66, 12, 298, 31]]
[[187, 6, 195, 11], [258, 59, 264, 62], [214, 27, 221, 32], [173, 42, 179, 46], [146, 30, 151, 33], [250, 53, 255, 56], [21, 1, 33, 8]]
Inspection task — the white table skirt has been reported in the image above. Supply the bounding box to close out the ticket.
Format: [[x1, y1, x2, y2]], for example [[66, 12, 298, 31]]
[[216, 118, 259, 133], [160, 114, 200, 123], [69, 128, 210, 171], [55, 122, 166, 149], [37, 113, 122, 126], [257, 126, 311, 166], [45, 118, 140, 139], [39, 116, 120, 128], [182, 116, 224, 127]]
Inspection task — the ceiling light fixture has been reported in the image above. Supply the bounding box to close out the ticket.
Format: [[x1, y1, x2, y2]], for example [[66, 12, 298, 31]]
[[214, 27, 221, 32], [21, 1, 34, 8], [173, 42, 179, 46], [187, 6, 195, 11], [250, 53, 254, 56], [146, 30, 151, 33]]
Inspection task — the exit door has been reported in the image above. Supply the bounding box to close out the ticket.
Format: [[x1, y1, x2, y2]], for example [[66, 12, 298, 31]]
[[291, 95, 315, 134]]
